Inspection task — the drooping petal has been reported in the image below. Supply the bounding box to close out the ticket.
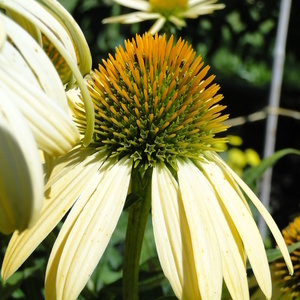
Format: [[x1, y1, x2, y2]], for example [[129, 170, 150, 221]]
[[193, 160, 249, 300], [40, 0, 92, 77], [152, 163, 200, 299], [200, 158, 272, 299], [45, 157, 132, 300], [212, 153, 293, 276], [0, 95, 43, 234], [177, 158, 223, 300], [1, 148, 103, 280]]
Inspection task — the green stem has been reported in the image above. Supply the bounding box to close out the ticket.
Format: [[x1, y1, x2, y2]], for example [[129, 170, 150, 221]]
[[122, 168, 152, 300]]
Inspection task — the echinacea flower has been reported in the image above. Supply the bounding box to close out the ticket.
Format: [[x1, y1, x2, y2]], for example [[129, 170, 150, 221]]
[[1, 33, 293, 300], [0, 0, 94, 232], [102, 0, 225, 34], [271, 216, 300, 299]]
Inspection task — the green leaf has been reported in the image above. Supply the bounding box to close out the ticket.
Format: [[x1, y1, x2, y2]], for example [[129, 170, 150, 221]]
[[242, 148, 300, 188], [246, 241, 300, 270]]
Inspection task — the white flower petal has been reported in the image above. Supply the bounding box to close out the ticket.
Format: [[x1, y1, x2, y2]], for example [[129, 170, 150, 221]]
[[112, 0, 150, 11], [193, 160, 249, 300], [212, 153, 293, 276], [200, 159, 272, 299], [0, 66, 80, 156], [2, 14, 68, 111], [1, 148, 103, 280], [152, 163, 200, 299], [177, 158, 223, 300], [149, 17, 166, 34], [45, 157, 132, 300], [103, 12, 161, 24], [0, 95, 43, 234], [169, 15, 186, 28]]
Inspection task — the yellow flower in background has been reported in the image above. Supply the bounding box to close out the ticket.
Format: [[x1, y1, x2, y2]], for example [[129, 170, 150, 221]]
[[0, 0, 95, 233], [1, 33, 293, 299], [272, 216, 300, 299], [103, 0, 225, 34]]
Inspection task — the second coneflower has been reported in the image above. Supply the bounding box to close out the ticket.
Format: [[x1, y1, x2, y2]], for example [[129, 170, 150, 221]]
[[1, 33, 293, 300], [272, 216, 300, 299], [103, 0, 225, 34]]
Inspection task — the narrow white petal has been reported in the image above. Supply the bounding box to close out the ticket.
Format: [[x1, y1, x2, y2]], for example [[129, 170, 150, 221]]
[[177, 159, 223, 300], [0, 97, 43, 234], [169, 16, 186, 28], [193, 160, 249, 300], [112, 0, 150, 11], [213, 153, 293, 276], [1, 149, 103, 280], [152, 164, 200, 299], [103, 12, 161, 24], [200, 159, 272, 299], [149, 17, 166, 34], [45, 157, 132, 300]]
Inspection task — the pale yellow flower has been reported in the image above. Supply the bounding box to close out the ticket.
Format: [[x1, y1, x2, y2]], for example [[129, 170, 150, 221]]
[[1, 33, 293, 299], [103, 0, 225, 34]]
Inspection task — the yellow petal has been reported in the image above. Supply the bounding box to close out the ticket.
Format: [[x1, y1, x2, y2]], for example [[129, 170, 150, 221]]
[[0, 96, 43, 234], [200, 158, 272, 299], [1, 148, 103, 280], [177, 158, 223, 300], [194, 160, 249, 300], [45, 157, 132, 300], [152, 163, 200, 299]]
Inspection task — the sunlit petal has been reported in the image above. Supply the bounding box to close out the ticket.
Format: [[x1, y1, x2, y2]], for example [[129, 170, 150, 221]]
[[193, 160, 249, 300], [2, 13, 68, 111], [152, 163, 200, 298], [200, 159, 272, 299], [212, 153, 294, 276]]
